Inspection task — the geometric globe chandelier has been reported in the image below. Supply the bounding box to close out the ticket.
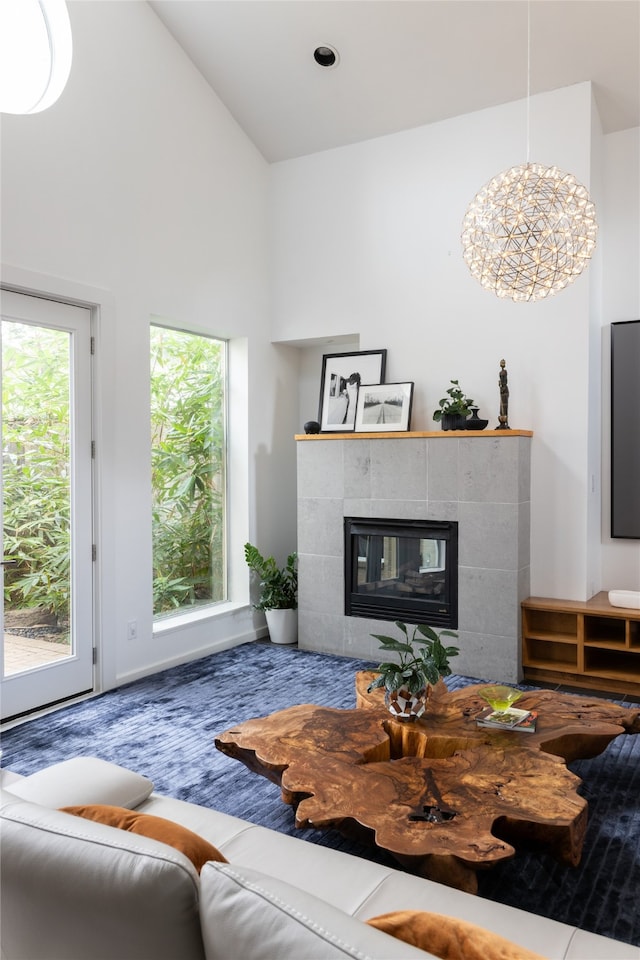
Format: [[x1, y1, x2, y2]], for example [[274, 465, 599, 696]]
[[460, 2, 597, 302], [461, 161, 598, 302]]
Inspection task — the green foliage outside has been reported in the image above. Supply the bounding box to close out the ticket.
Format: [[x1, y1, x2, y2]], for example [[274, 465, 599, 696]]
[[2, 321, 226, 622], [150, 327, 226, 616], [2, 321, 72, 619]]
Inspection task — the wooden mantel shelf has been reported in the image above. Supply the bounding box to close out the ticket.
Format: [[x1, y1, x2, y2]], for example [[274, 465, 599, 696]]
[[295, 429, 533, 440]]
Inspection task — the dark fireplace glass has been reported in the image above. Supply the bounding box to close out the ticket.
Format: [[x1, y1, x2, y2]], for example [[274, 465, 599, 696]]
[[344, 518, 458, 628]]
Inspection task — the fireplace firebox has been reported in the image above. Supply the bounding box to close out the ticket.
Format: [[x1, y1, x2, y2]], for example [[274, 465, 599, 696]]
[[344, 518, 458, 628]]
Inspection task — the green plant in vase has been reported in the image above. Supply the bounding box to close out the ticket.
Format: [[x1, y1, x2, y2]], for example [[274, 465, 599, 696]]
[[432, 380, 474, 430], [244, 542, 298, 645], [244, 543, 297, 610], [368, 621, 459, 720]]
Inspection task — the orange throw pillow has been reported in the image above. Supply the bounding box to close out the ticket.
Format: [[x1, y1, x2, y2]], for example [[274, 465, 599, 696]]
[[366, 910, 547, 960], [61, 804, 228, 874]]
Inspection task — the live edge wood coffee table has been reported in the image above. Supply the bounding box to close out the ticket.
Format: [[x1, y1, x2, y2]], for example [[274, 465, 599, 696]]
[[215, 673, 640, 894]]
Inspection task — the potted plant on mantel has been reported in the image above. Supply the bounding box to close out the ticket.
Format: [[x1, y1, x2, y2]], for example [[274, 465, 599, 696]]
[[244, 543, 298, 645], [432, 379, 474, 430], [368, 621, 459, 720]]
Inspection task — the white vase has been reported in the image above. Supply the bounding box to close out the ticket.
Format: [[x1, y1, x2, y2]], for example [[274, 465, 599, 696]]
[[385, 685, 431, 720], [264, 608, 298, 645]]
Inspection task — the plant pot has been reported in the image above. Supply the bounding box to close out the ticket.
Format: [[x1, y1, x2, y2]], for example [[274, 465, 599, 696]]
[[385, 685, 430, 721], [440, 413, 469, 431], [264, 608, 298, 645]]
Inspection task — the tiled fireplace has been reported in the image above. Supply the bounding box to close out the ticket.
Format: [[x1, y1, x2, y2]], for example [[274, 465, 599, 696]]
[[296, 431, 532, 683]]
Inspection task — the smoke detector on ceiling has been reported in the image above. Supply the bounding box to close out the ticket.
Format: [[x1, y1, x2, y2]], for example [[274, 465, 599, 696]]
[[313, 45, 339, 68]]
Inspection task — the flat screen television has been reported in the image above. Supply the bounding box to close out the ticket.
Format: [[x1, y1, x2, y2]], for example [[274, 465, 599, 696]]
[[611, 319, 640, 539]]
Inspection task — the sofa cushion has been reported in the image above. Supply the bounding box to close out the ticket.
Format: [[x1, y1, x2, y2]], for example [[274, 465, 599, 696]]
[[199, 861, 434, 959], [62, 804, 227, 873], [366, 911, 547, 960], [1, 792, 205, 960], [4, 756, 153, 808]]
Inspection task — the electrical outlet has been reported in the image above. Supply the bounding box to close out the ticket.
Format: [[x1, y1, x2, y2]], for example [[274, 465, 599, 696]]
[[127, 619, 137, 641]]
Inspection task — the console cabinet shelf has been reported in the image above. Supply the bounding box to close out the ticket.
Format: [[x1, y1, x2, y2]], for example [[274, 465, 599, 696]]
[[522, 593, 640, 697]]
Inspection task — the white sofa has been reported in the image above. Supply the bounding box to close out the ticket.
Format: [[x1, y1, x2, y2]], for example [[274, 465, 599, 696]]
[[1, 756, 638, 960]]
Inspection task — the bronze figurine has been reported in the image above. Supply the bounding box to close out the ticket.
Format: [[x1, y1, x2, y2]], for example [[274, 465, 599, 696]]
[[497, 359, 510, 429]]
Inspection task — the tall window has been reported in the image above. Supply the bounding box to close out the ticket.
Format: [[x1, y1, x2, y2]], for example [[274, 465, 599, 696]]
[[150, 325, 226, 618]]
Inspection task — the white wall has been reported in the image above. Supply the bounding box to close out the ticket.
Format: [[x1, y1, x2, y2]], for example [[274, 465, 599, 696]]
[[1, 1, 300, 689], [273, 82, 639, 601]]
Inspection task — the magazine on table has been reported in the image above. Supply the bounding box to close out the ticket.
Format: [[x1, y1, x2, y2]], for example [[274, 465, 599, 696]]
[[476, 706, 538, 732]]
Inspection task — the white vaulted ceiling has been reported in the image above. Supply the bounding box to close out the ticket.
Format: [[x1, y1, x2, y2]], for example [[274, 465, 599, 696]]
[[148, 0, 640, 162]]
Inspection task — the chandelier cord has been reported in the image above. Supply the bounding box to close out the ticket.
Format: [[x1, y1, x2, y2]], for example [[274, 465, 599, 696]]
[[526, 0, 531, 163]]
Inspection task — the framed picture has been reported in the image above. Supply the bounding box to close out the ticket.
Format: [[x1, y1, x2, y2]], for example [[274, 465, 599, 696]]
[[318, 349, 387, 432], [355, 382, 414, 433]]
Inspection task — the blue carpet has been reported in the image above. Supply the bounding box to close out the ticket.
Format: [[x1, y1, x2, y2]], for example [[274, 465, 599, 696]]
[[1, 642, 638, 947]]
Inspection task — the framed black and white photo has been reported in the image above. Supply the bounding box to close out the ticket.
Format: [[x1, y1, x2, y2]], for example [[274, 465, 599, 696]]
[[355, 382, 414, 433], [318, 349, 387, 432]]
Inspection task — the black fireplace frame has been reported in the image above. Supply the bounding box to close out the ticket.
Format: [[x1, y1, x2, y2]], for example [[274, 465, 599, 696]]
[[344, 517, 458, 628]]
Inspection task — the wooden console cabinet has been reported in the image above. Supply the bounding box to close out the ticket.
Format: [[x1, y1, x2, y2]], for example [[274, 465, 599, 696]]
[[522, 592, 640, 697]]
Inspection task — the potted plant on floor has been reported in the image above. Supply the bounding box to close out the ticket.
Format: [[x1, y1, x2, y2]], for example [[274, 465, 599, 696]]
[[368, 621, 459, 719], [432, 380, 474, 430], [244, 542, 298, 645]]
